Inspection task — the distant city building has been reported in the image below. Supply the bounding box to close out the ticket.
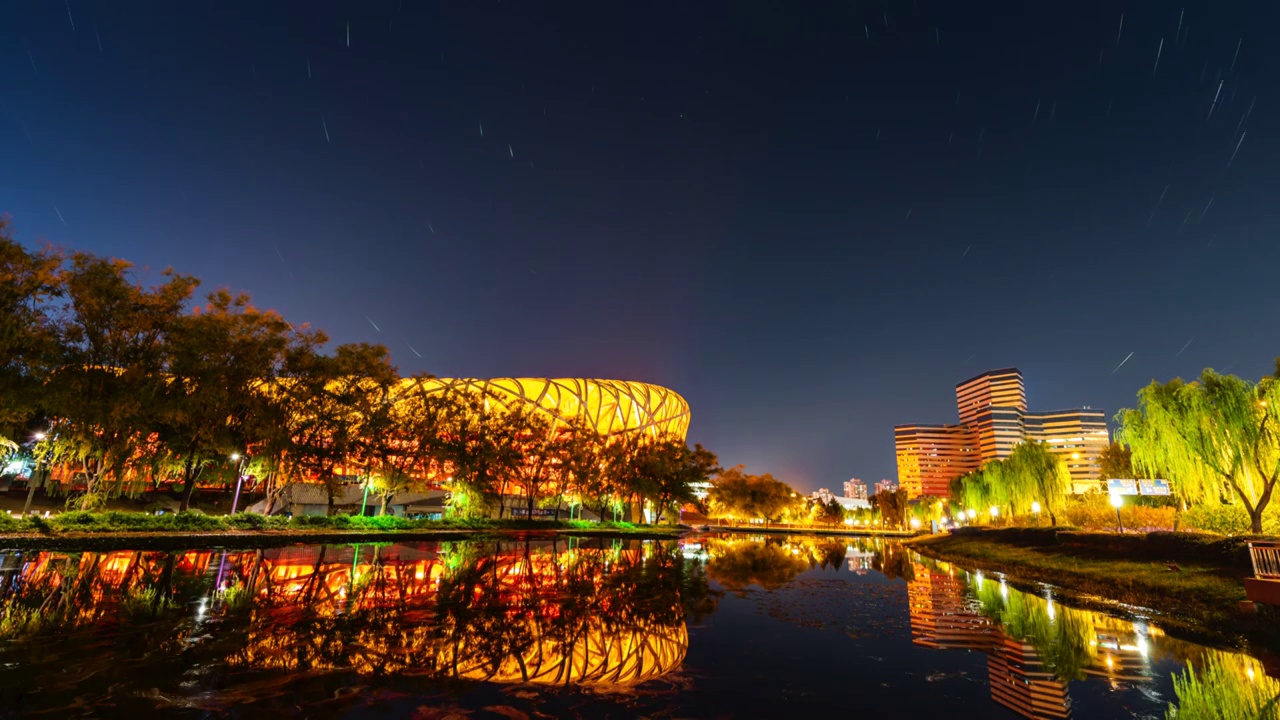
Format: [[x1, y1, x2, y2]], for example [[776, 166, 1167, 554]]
[[811, 487, 871, 511], [874, 479, 898, 495], [895, 368, 1107, 499], [844, 478, 868, 501]]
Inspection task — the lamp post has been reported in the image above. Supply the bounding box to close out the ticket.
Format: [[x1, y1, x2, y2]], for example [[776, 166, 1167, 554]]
[[22, 432, 47, 516], [229, 453, 249, 514], [1031, 501, 1041, 526], [1110, 492, 1125, 533]]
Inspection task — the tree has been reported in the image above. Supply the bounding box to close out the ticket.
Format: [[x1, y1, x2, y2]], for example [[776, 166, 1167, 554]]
[[706, 467, 797, 524], [356, 374, 453, 515], [157, 289, 308, 511], [45, 252, 198, 508], [809, 497, 843, 527], [505, 407, 559, 520], [280, 343, 399, 514], [0, 217, 62, 448], [626, 435, 719, 524], [871, 488, 909, 530], [1118, 369, 1280, 534], [438, 391, 524, 518], [1097, 442, 1136, 482], [1007, 441, 1071, 526]]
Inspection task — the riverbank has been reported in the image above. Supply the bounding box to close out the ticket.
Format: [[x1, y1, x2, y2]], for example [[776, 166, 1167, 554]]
[[907, 528, 1280, 652], [0, 512, 686, 550]]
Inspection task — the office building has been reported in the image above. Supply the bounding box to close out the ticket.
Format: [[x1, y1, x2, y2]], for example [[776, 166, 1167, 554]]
[[1023, 409, 1110, 492], [895, 368, 1104, 499], [894, 424, 979, 498]]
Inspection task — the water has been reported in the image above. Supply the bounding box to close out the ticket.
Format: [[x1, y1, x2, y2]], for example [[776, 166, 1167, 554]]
[[0, 533, 1272, 718]]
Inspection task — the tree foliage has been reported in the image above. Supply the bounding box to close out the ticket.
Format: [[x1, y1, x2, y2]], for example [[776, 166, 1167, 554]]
[[1118, 369, 1280, 533], [948, 441, 1071, 525], [706, 466, 799, 523], [0, 223, 721, 524]]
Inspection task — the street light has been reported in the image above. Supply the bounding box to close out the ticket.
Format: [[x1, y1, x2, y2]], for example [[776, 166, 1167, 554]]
[[1110, 492, 1125, 533], [229, 453, 248, 514], [1031, 501, 1041, 523], [989, 506, 999, 522], [910, 517, 921, 530], [967, 508, 977, 520], [24, 431, 49, 515]]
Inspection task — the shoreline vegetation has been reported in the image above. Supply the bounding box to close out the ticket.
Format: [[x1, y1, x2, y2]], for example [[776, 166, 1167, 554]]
[[0, 511, 686, 550], [906, 527, 1280, 653]]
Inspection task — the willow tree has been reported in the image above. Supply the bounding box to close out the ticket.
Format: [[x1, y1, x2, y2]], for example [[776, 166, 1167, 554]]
[[1008, 441, 1071, 525], [1118, 370, 1280, 534]]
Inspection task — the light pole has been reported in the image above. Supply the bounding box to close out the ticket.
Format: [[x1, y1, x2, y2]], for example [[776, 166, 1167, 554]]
[[229, 453, 248, 514], [1031, 501, 1041, 526], [1110, 492, 1125, 533], [22, 432, 47, 516]]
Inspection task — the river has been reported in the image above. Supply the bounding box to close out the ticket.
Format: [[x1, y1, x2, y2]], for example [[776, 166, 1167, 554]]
[[0, 534, 1272, 718]]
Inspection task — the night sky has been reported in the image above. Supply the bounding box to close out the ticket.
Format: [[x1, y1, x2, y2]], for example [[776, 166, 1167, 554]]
[[5, 1, 1279, 492]]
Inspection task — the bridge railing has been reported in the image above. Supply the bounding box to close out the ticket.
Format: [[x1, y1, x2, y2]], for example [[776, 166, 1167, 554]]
[[1248, 541, 1280, 579]]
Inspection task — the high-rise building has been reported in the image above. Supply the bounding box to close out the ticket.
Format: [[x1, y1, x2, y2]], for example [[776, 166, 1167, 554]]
[[957, 369, 1028, 464], [874, 479, 899, 495], [893, 424, 979, 498], [843, 478, 868, 501], [1024, 409, 1109, 491], [895, 368, 1104, 499], [956, 368, 1026, 426]]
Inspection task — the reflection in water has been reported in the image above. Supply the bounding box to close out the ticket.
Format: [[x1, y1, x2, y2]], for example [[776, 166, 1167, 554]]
[[906, 557, 1276, 720], [1, 534, 1275, 719], [0, 538, 712, 714], [1168, 649, 1280, 719]]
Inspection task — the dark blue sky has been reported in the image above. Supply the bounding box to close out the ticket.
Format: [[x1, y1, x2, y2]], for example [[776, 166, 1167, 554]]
[[5, 1, 1279, 491]]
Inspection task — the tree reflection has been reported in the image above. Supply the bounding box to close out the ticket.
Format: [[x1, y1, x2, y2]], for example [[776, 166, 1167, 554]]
[[705, 538, 809, 590], [1166, 649, 1280, 720], [971, 578, 1096, 681], [0, 539, 711, 692]]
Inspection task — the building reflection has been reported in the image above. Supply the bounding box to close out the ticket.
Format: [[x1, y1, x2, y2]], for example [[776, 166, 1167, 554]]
[[905, 557, 1275, 720], [908, 562, 1075, 719], [0, 538, 708, 688]]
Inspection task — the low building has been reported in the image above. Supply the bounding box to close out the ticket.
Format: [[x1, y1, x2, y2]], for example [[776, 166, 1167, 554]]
[[252, 483, 448, 518]]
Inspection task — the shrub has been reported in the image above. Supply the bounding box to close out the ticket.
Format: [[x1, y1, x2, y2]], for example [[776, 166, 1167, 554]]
[[0, 514, 24, 533], [1182, 503, 1280, 536]]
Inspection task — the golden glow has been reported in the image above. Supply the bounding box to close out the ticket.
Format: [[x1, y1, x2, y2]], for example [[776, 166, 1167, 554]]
[[404, 377, 690, 439]]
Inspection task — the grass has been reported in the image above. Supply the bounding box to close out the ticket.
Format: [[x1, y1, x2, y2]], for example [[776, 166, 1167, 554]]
[[908, 529, 1280, 651], [0, 510, 683, 539]]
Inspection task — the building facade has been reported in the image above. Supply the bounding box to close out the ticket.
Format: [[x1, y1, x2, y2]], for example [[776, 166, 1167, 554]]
[[893, 424, 979, 498], [874, 479, 899, 495], [844, 479, 868, 501], [895, 368, 1104, 499], [1023, 409, 1109, 491]]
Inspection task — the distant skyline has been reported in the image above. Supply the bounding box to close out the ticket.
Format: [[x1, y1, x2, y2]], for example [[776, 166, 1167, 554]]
[[5, 2, 1279, 492]]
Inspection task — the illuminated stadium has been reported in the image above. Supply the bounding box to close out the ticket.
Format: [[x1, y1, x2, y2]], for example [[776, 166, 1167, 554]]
[[396, 377, 691, 439]]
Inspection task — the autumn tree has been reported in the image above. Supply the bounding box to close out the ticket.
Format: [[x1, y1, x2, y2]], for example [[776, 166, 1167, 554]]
[[707, 467, 798, 524], [44, 253, 198, 508], [157, 289, 311, 511], [1119, 369, 1280, 534], [280, 342, 399, 514], [0, 217, 62, 448], [438, 391, 524, 518], [871, 488, 910, 530]]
